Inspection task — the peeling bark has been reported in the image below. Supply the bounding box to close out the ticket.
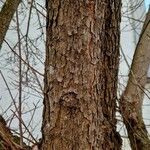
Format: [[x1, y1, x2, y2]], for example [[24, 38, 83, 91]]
[[120, 10, 150, 150], [42, 0, 122, 149]]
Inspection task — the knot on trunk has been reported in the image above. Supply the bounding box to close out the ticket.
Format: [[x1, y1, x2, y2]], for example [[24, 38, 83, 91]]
[[60, 92, 79, 108]]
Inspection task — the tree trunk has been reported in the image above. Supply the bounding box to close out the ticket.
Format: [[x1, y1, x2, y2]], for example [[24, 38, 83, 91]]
[[120, 9, 150, 150], [0, 0, 21, 48], [0, 115, 24, 150], [41, 0, 122, 149]]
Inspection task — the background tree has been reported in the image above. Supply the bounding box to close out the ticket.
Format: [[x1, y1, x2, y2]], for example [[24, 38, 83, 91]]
[[0, 0, 45, 149], [0, 0, 21, 48], [120, 10, 150, 150]]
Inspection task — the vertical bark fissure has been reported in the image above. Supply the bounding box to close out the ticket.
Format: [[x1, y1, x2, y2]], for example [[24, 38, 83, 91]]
[[42, 0, 121, 149]]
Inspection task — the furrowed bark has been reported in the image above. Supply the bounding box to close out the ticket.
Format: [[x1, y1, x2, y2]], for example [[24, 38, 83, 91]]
[[41, 0, 122, 149], [0, 0, 21, 49], [120, 9, 150, 150]]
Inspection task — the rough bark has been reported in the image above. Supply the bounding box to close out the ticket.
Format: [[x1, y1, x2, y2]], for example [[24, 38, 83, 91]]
[[0, 0, 21, 49], [41, 0, 122, 149], [120, 9, 150, 150], [0, 115, 24, 150]]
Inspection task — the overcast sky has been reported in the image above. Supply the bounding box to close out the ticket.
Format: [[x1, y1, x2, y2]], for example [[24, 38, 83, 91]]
[[145, 0, 150, 9]]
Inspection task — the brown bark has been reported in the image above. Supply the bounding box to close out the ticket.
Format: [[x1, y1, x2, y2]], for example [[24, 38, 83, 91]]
[[0, 0, 21, 49], [0, 115, 24, 150], [41, 0, 122, 149], [120, 9, 150, 150]]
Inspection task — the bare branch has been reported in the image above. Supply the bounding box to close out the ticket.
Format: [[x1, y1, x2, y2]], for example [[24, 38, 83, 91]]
[[0, 0, 21, 49]]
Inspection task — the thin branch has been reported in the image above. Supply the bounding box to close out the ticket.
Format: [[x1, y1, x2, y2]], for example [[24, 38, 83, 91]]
[[4, 39, 44, 77], [16, 8, 23, 147]]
